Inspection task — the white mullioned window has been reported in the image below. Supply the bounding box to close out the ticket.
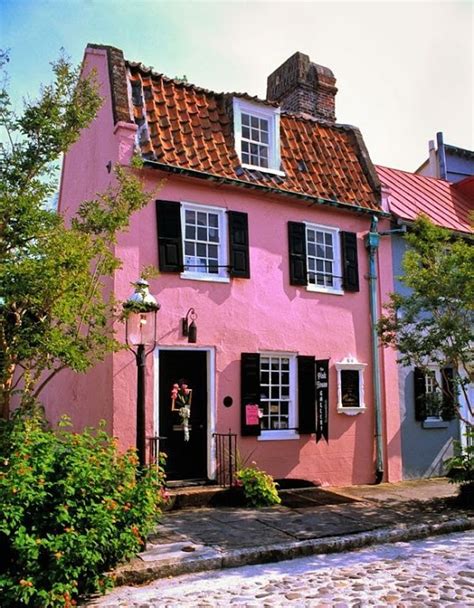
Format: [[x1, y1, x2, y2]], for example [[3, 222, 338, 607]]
[[180, 202, 228, 282], [241, 112, 269, 168], [305, 223, 343, 293], [259, 354, 298, 439], [424, 368, 442, 420], [233, 97, 284, 176]]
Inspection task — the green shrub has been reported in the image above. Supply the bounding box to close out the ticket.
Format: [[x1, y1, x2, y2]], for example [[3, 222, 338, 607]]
[[235, 464, 281, 508], [0, 408, 166, 607], [445, 426, 474, 504]]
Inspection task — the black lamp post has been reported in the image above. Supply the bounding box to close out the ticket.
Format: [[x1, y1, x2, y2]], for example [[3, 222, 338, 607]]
[[124, 279, 160, 468]]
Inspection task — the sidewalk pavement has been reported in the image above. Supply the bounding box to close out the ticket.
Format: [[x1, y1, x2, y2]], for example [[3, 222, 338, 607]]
[[112, 478, 473, 587]]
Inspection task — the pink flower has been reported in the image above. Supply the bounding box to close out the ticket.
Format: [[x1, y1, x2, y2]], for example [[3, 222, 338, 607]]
[[180, 383, 188, 390], [173, 383, 179, 389], [183, 388, 191, 395]]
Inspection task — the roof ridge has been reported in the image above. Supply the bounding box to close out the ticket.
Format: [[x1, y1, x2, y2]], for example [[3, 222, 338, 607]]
[[126, 60, 279, 107], [376, 164, 454, 185]]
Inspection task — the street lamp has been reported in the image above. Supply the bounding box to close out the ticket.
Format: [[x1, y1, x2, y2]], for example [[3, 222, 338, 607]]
[[124, 279, 160, 467]]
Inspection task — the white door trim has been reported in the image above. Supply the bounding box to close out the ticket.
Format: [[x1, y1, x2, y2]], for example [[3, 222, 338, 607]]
[[153, 346, 216, 480]]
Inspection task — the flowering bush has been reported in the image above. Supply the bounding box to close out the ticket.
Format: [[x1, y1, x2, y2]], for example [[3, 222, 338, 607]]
[[235, 464, 281, 508], [0, 408, 166, 607]]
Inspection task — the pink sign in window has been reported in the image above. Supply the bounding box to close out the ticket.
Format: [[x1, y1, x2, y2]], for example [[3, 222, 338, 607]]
[[245, 404, 260, 426]]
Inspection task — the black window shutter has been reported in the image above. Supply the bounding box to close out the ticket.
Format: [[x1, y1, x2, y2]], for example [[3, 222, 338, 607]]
[[414, 367, 427, 421], [241, 353, 261, 436], [156, 200, 184, 272], [341, 231, 359, 292], [228, 211, 250, 278], [441, 367, 456, 421], [298, 355, 316, 434], [288, 222, 307, 286]]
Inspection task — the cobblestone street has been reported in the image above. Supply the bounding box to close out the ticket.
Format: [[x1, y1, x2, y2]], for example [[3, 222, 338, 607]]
[[93, 531, 474, 607]]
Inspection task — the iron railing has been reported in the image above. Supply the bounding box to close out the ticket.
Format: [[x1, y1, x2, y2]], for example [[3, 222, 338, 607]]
[[213, 430, 237, 487], [148, 435, 167, 465]]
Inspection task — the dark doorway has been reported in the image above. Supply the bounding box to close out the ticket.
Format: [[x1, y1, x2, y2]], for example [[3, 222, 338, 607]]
[[159, 350, 208, 480]]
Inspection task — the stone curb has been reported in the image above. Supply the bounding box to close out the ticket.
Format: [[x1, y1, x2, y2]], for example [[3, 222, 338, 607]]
[[114, 516, 474, 587]]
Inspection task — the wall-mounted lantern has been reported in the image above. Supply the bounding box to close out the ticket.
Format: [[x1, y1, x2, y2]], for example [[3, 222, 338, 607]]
[[182, 308, 197, 344]]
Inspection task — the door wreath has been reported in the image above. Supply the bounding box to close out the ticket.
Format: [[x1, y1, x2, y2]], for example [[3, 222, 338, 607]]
[[171, 380, 192, 441]]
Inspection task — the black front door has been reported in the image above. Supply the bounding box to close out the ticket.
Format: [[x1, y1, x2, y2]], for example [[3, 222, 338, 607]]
[[159, 350, 208, 480]]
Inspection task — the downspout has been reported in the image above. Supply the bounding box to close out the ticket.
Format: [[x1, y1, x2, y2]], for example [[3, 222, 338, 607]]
[[365, 216, 384, 483]]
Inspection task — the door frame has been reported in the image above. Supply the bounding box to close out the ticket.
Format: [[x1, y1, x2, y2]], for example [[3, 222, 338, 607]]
[[153, 346, 216, 480]]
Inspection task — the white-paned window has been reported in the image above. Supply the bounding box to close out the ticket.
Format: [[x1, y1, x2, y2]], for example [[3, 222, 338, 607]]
[[233, 97, 284, 176], [241, 113, 269, 168], [259, 354, 298, 440], [181, 203, 228, 282], [424, 368, 442, 420], [306, 223, 343, 294]]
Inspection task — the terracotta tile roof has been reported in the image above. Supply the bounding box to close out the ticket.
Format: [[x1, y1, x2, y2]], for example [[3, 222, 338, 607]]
[[123, 60, 381, 212], [376, 165, 473, 234]]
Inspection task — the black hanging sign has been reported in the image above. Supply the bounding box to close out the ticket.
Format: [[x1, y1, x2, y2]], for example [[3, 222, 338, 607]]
[[316, 359, 329, 443]]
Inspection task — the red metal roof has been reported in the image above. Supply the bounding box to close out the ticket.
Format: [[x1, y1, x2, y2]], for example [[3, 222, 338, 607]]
[[376, 165, 473, 234]]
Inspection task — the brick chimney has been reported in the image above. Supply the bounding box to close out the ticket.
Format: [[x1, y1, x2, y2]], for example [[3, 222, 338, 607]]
[[266, 52, 337, 122]]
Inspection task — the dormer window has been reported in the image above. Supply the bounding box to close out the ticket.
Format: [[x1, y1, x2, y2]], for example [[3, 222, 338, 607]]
[[233, 98, 284, 176]]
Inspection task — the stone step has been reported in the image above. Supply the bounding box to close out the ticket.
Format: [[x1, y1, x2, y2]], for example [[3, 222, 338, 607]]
[[164, 481, 358, 511]]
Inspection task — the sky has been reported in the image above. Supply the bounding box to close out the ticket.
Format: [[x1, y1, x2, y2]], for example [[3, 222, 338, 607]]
[[1, 0, 473, 172]]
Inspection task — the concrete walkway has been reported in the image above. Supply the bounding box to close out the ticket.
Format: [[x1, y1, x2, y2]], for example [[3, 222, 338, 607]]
[[112, 478, 473, 587]]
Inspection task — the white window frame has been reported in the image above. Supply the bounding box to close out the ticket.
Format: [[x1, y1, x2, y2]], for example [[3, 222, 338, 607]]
[[305, 223, 344, 295], [180, 202, 230, 283], [257, 352, 299, 441], [335, 355, 367, 415], [233, 97, 284, 176]]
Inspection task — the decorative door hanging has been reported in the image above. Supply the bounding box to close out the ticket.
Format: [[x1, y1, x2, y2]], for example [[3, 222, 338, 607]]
[[171, 380, 192, 441]]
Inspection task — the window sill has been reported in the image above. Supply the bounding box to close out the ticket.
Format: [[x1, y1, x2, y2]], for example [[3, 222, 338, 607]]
[[422, 419, 449, 429], [180, 272, 230, 284], [306, 284, 344, 296], [258, 430, 300, 441], [241, 163, 286, 177], [337, 405, 366, 416]]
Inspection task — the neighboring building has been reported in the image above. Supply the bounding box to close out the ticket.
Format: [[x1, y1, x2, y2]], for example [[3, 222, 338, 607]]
[[377, 165, 473, 479], [416, 132, 474, 183], [43, 45, 402, 486]]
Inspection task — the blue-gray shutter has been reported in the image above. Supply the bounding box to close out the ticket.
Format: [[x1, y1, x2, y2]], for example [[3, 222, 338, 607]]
[[228, 211, 250, 278], [288, 222, 307, 286], [241, 353, 261, 436], [298, 355, 316, 434], [156, 200, 184, 272], [341, 231, 359, 292]]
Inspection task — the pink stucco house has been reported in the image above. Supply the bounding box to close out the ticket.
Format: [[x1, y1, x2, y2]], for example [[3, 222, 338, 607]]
[[45, 44, 402, 486]]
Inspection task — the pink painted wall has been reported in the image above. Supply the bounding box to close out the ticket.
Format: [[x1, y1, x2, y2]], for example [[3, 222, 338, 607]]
[[112, 168, 402, 486], [42, 47, 133, 433], [43, 46, 402, 486]]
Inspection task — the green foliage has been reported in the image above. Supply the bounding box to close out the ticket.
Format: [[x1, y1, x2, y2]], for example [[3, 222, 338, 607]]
[[0, 409, 166, 607], [378, 216, 474, 418], [235, 464, 281, 508], [445, 427, 474, 486], [0, 52, 153, 416]]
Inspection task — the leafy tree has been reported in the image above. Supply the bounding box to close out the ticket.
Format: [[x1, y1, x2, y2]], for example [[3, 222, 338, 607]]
[[0, 52, 151, 418], [378, 216, 473, 421]]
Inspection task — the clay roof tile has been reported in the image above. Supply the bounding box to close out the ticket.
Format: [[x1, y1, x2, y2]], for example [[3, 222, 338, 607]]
[[122, 57, 380, 211]]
